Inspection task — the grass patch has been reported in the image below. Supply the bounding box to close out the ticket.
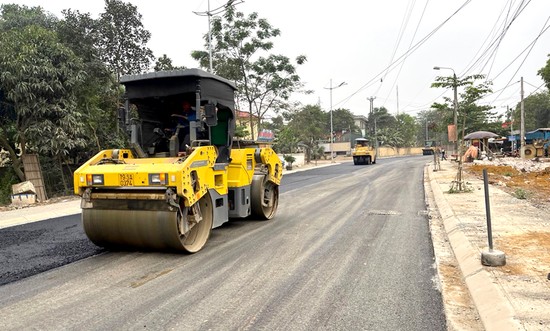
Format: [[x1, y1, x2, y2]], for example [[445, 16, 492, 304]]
[[514, 188, 529, 200]]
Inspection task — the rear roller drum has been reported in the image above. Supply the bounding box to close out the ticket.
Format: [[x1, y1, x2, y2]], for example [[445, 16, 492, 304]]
[[250, 174, 279, 220]]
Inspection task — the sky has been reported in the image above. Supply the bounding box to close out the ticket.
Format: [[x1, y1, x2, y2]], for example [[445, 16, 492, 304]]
[[4, 0, 550, 120]]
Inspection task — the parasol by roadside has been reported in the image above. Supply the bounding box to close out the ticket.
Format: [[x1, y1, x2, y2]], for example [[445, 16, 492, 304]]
[[463, 131, 499, 140]]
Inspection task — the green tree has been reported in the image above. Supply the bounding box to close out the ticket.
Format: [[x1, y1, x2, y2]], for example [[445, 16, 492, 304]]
[[274, 126, 299, 154], [395, 113, 418, 147], [97, 0, 154, 80], [234, 124, 250, 138], [415, 109, 446, 145], [0, 23, 87, 181], [367, 107, 396, 139], [511, 91, 550, 131], [0, 4, 57, 30], [331, 108, 357, 138], [456, 80, 494, 137], [192, 8, 306, 139], [538, 54, 550, 90], [431, 74, 493, 140], [58, 8, 124, 153], [376, 127, 404, 148], [154, 54, 185, 72], [287, 104, 327, 162]]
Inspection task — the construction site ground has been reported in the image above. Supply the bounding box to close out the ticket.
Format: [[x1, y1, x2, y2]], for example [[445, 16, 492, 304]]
[[429, 156, 550, 330]]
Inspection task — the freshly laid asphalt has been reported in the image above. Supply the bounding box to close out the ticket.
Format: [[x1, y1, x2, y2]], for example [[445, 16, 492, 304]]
[[1, 157, 548, 330]]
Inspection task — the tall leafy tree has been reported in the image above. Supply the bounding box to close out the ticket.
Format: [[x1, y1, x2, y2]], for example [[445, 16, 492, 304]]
[[192, 8, 306, 139], [286, 104, 327, 162], [415, 109, 446, 145], [331, 108, 357, 134], [395, 113, 418, 147], [366, 107, 396, 141], [154, 54, 185, 72], [0, 4, 57, 30], [274, 126, 299, 154], [0, 20, 87, 181], [97, 0, 154, 80], [511, 91, 550, 131], [431, 74, 493, 140], [58, 9, 124, 153], [538, 54, 550, 90], [376, 127, 404, 147], [456, 80, 494, 136]]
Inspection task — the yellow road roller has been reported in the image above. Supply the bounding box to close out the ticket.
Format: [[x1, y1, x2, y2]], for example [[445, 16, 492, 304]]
[[352, 137, 377, 165], [73, 69, 283, 253]]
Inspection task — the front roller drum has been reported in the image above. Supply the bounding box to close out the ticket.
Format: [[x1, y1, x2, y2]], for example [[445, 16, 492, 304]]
[[82, 193, 213, 253], [250, 174, 279, 220]]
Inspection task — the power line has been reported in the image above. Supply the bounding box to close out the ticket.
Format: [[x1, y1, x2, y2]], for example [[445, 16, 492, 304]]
[[334, 0, 472, 109], [462, 0, 531, 77], [381, 0, 430, 109], [375, 0, 417, 98], [460, 0, 514, 76], [488, 14, 550, 104]]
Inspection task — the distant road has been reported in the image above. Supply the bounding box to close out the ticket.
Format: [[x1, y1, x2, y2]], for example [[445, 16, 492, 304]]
[[0, 155, 446, 330]]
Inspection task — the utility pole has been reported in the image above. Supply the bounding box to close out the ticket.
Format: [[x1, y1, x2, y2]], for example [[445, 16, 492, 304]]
[[367, 96, 377, 151], [434, 66, 463, 191], [194, 0, 242, 72], [367, 96, 376, 137], [325, 79, 346, 163], [425, 120, 429, 141], [505, 105, 514, 152], [396, 85, 399, 116], [433, 66, 459, 157], [520, 77, 525, 158]]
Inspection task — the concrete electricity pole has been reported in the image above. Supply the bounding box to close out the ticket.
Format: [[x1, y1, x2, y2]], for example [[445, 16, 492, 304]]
[[193, 0, 242, 72], [433, 66, 458, 156], [325, 79, 346, 162], [520, 77, 525, 158], [367, 96, 377, 151]]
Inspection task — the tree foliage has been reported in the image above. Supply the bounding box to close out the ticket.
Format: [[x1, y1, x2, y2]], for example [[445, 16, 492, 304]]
[[330, 108, 357, 133], [538, 54, 550, 90], [512, 91, 550, 131], [154, 54, 185, 72], [58, 8, 124, 153], [395, 113, 418, 147], [431, 74, 494, 140], [192, 8, 306, 139], [0, 16, 87, 180], [97, 0, 154, 80], [0, 4, 57, 30], [0, 1, 156, 190]]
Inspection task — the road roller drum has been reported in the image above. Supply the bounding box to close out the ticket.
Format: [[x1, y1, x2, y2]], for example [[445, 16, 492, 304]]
[[82, 193, 213, 252]]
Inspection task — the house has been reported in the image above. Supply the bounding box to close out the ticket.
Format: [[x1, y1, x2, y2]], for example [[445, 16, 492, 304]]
[[235, 110, 259, 140]]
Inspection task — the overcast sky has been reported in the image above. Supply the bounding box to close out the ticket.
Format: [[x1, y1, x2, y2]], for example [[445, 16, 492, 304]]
[[5, 0, 550, 120]]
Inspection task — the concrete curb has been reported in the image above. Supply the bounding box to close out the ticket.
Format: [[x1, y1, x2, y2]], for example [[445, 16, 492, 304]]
[[0, 199, 81, 230], [426, 163, 522, 331], [283, 162, 340, 174]]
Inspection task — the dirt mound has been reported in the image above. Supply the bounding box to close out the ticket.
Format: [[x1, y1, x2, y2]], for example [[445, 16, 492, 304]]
[[465, 159, 550, 208]]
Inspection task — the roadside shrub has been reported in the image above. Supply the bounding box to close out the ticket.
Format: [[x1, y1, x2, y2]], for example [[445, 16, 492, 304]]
[[514, 188, 529, 200], [0, 167, 18, 205]]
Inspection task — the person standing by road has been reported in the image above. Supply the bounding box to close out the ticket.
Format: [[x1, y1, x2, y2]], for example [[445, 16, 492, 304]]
[[441, 148, 447, 160]]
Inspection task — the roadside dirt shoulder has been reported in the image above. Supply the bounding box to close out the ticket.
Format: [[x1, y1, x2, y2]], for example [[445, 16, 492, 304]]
[[438, 159, 550, 330]]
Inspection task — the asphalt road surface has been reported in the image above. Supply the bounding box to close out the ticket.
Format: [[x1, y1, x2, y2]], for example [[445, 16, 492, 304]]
[[0, 156, 446, 330]]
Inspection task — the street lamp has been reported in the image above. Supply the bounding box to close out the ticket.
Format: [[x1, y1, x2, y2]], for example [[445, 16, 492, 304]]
[[194, 0, 243, 72], [433, 66, 458, 157], [325, 79, 346, 163]]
